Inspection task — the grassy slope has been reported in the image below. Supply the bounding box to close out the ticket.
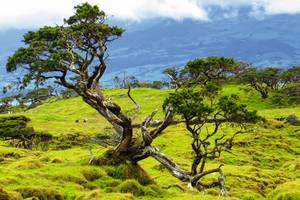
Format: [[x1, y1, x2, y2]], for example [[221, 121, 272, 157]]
[[0, 86, 300, 200]]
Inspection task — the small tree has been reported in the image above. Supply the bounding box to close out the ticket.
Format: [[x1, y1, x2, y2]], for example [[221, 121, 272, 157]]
[[0, 96, 14, 113], [182, 57, 243, 86], [272, 83, 300, 105], [240, 67, 283, 99], [112, 74, 140, 88], [164, 57, 244, 89], [281, 66, 300, 85], [163, 86, 261, 193], [22, 87, 55, 106], [163, 67, 183, 89]]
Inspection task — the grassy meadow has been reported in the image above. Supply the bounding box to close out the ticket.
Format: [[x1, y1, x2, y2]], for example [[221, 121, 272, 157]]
[[0, 85, 300, 200]]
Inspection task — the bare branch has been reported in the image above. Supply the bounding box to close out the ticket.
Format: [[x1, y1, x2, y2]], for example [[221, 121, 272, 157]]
[[150, 108, 173, 139], [141, 110, 158, 146]]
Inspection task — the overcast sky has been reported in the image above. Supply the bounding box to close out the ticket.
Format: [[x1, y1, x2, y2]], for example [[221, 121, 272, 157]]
[[1, 0, 300, 29]]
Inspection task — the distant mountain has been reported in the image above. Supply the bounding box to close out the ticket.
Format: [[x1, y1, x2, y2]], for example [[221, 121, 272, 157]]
[[1, 12, 300, 93]]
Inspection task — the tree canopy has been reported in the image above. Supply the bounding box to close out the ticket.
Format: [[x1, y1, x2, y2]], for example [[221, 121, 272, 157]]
[[163, 84, 261, 192], [164, 57, 245, 89], [7, 3, 124, 92], [239, 67, 284, 99], [6, 2, 264, 196]]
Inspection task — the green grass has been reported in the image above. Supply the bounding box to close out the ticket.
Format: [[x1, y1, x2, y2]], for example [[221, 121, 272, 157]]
[[0, 86, 300, 199]]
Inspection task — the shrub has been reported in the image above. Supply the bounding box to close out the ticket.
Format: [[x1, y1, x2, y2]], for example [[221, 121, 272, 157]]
[[0, 116, 34, 138], [0, 116, 35, 149], [82, 168, 105, 181], [104, 164, 153, 185], [117, 180, 144, 196], [16, 187, 64, 200]]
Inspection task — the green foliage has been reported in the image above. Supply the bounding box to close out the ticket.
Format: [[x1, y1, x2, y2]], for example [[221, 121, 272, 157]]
[[281, 66, 300, 84], [117, 180, 145, 196], [182, 57, 242, 85], [163, 88, 212, 120], [240, 67, 283, 99], [6, 2, 124, 89], [164, 57, 244, 89], [217, 95, 262, 123], [82, 168, 106, 181], [0, 116, 34, 139], [164, 86, 261, 124], [163, 67, 183, 89], [0, 96, 14, 113], [272, 83, 300, 105], [104, 163, 153, 186], [0, 87, 299, 200]]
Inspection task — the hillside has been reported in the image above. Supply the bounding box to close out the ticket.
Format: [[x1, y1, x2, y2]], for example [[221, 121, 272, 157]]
[[0, 86, 300, 199]]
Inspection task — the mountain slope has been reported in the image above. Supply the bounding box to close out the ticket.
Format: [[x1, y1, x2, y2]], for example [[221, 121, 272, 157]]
[[0, 86, 300, 199], [1, 13, 300, 89]]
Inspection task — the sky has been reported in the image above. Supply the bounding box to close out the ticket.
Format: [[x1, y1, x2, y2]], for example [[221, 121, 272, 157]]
[[0, 0, 300, 29]]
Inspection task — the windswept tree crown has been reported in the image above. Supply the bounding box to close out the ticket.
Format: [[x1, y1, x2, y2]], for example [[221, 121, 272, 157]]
[[6, 3, 124, 92]]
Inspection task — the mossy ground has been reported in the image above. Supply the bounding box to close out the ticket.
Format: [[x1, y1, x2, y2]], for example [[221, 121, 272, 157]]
[[0, 86, 300, 199]]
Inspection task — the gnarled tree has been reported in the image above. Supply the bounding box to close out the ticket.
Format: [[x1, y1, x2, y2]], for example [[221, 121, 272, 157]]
[[240, 67, 283, 99], [6, 2, 173, 164], [162, 86, 261, 193], [6, 3, 261, 195]]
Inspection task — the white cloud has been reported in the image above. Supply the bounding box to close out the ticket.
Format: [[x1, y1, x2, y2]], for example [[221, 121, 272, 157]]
[[99, 0, 208, 21], [0, 0, 299, 29], [262, 0, 300, 15]]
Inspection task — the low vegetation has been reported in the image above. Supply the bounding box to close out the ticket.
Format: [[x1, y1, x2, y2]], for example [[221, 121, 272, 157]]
[[0, 2, 299, 200], [0, 87, 299, 199]]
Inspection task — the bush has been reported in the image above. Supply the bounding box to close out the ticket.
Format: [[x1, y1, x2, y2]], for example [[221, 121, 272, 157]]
[[0, 116, 34, 139], [82, 168, 106, 181], [16, 187, 64, 200], [0, 116, 36, 149], [117, 180, 144, 196], [104, 163, 153, 185]]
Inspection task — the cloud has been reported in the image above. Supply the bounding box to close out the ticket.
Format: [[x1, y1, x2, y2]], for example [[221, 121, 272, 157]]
[[99, 0, 208, 21], [0, 0, 300, 29], [260, 0, 300, 15]]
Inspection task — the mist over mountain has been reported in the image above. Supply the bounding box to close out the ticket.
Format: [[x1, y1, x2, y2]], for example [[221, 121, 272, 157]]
[[1, 10, 300, 91]]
